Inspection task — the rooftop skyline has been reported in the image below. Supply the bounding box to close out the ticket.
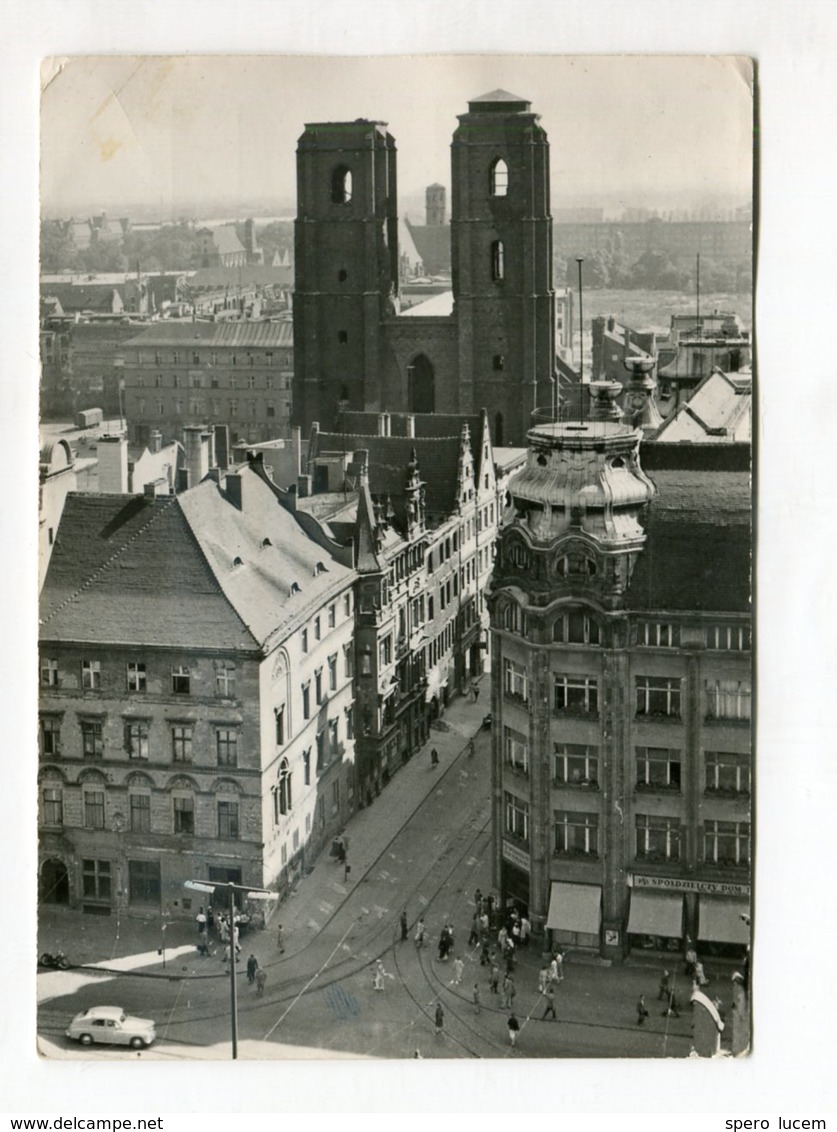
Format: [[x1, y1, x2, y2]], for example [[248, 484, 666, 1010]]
[[40, 55, 753, 217]]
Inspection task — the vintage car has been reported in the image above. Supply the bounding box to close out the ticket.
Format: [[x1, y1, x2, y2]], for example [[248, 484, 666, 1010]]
[[66, 1005, 156, 1049]]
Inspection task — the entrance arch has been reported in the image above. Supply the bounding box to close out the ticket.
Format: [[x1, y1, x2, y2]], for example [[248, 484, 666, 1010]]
[[40, 858, 70, 905], [407, 354, 435, 414]]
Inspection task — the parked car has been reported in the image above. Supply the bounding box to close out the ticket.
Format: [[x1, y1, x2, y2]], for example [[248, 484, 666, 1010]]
[[66, 1005, 156, 1049]]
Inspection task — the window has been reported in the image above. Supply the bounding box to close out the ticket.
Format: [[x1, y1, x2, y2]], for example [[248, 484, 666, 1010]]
[[328, 654, 338, 692], [337, 330, 348, 344], [267, 401, 276, 418], [40, 716, 61, 757], [635, 676, 681, 718], [331, 165, 353, 204], [329, 717, 339, 756], [636, 747, 681, 791], [129, 793, 151, 833], [124, 721, 149, 760], [126, 662, 146, 692], [81, 718, 104, 758], [640, 621, 680, 648], [503, 726, 529, 775], [553, 743, 599, 787], [218, 800, 240, 840], [704, 820, 750, 867], [301, 628, 309, 653], [315, 669, 324, 704], [82, 858, 111, 901], [504, 792, 529, 844], [41, 658, 59, 687], [173, 796, 194, 835], [346, 706, 354, 740], [81, 659, 101, 690], [192, 351, 200, 365], [344, 593, 352, 617], [502, 601, 527, 634], [215, 660, 236, 698], [332, 780, 340, 816], [503, 659, 528, 703], [380, 636, 392, 667], [275, 706, 285, 746], [84, 791, 106, 830], [706, 679, 751, 721], [705, 751, 751, 796], [635, 814, 681, 862], [554, 811, 599, 857], [171, 725, 193, 762], [266, 351, 273, 366], [247, 375, 256, 390], [491, 240, 505, 281], [43, 787, 63, 826], [216, 728, 238, 767], [553, 610, 600, 645], [171, 665, 191, 695], [314, 616, 321, 641], [172, 351, 180, 365], [343, 643, 354, 678], [493, 354, 505, 371], [302, 683, 311, 719], [490, 157, 509, 197], [328, 603, 336, 629], [706, 624, 751, 651], [278, 759, 291, 815], [553, 674, 599, 715]]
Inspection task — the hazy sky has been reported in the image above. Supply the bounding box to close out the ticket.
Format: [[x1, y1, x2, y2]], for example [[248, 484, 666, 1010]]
[[40, 54, 753, 215]]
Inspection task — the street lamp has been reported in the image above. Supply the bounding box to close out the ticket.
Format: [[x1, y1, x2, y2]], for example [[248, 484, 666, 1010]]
[[185, 879, 276, 1060]]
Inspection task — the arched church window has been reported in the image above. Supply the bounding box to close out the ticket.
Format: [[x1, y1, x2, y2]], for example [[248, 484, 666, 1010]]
[[491, 240, 505, 281], [277, 758, 292, 817], [331, 166, 352, 204], [490, 158, 509, 197]]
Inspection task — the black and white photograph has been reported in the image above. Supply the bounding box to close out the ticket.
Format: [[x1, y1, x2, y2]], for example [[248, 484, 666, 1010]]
[[3, 0, 835, 1120], [35, 52, 753, 1063]]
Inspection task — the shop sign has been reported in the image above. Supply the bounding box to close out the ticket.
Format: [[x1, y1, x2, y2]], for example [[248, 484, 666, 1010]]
[[631, 874, 750, 897], [502, 839, 530, 873]]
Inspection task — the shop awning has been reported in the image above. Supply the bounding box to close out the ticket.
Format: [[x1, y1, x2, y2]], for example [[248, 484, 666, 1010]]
[[545, 882, 602, 935], [627, 891, 683, 937], [699, 899, 750, 944]]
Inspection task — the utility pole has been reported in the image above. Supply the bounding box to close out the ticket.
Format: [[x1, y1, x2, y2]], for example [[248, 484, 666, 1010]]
[[185, 879, 275, 1059]]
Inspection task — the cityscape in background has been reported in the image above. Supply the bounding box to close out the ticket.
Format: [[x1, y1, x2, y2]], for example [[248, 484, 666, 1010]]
[[37, 60, 752, 1061]]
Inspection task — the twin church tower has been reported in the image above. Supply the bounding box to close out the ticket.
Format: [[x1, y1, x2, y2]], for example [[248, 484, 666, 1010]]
[[293, 90, 557, 446]]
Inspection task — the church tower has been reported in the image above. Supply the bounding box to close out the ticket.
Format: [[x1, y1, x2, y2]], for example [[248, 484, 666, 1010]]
[[293, 120, 400, 432], [450, 90, 556, 447]]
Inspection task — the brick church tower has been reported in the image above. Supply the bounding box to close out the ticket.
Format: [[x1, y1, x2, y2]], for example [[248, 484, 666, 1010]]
[[450, 90, 557, 446], [293, 120, 400, 431]]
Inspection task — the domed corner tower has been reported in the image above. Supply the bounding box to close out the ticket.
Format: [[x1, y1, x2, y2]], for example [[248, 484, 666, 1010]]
[[450, 90, 556, 447], [488, 419, 655, 951]]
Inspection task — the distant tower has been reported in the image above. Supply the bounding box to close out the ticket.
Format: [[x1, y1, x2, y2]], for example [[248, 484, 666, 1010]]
[[425, 183, 447, 227], [450, 90, 556, 446], [293, 120, 400, 432]]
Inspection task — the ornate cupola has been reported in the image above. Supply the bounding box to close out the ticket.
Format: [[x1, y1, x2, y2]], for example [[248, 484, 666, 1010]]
[[493, 420, 655, 610]]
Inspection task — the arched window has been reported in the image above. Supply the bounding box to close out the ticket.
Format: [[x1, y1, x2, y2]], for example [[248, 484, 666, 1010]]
[[553, 610, 600, 645], [491, 240, 505, 281], [490, 158, 509, 197], [331, 165, 352, 204], [276, 758, 292, 820]]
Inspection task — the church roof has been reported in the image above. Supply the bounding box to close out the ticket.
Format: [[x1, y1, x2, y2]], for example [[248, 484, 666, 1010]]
[[470, 89, 530, 105]]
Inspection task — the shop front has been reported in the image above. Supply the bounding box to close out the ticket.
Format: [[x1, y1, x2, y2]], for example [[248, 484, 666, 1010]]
[[627, 874, 750, 957], [627, 889, 685, 954], [546, 881, 602, 950]]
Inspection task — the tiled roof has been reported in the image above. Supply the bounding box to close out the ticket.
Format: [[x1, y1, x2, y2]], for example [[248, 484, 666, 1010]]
[[213, 225, 245, 256], [404, 223, 451, 275], [187, 266, 293, 290], [123, 321, 293, 349], [627, 468, 751, 613], [40, 469, 353, 653], [398, 289, 454, 318]]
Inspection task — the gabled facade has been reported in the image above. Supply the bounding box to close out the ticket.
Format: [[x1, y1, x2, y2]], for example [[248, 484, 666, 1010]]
[[38, 461, 356, 917]]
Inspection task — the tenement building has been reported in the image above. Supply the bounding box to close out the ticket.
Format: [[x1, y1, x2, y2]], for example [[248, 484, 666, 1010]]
[[488, 416, 751, 960], [293, 90, 557, 447], [38, 457, 356, 915]]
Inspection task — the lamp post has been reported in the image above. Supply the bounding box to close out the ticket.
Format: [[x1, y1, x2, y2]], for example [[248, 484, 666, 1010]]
[[185, 879, 275, 1060]]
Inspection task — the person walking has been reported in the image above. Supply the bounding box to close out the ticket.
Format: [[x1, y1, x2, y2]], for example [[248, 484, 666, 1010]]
[[468, 912, 480, 947], [507, 1012, 520, 1049], [542, 982, 557, 1020], [430, 748, 439, 768], [520, 916, 531, 948], [472, 983, 481, 1014], [400, 910, 409, 942], [658, 969, 671, 1001], [196, 907, 207, 936], [472, 683, 480, 703], [276, 923, 285, 953], [489, 962, 500, 995], [538, 964, 550, 995], [415, 917, 426, 948], [434, 1002, 444, 1038], [246, 954, 258, 984], [373, 959, 389, 991], [467, 739, 476, 759], [502, 973, 516, 1009], [451, 955, 465, 986], [636, 994, 649, 1025], [661, 987, 681, 1018], [255, 967, 267, 996], [480, 937, 490, 966], [553, 949, 564, 983]]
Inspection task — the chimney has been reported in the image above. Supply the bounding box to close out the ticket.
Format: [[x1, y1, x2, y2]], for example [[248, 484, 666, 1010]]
[[175, 467, 190, 493], [291, 426, 302, 477], [143, 478, 168, 499], [214, 424, 230, 471], [183, 426, 211, 489], [149, 429, 163, 454], [297, 474, 311, 498], [226, 471, 244, 510], [97, 432, 129, 493]]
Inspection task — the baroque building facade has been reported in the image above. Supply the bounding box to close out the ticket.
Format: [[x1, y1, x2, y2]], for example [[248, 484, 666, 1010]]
[[488, 417, 751, 960]]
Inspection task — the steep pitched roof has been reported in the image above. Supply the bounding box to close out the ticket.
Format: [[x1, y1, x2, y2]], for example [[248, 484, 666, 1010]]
[[404, 221, 451, 275], [213, 224, 246, 256]]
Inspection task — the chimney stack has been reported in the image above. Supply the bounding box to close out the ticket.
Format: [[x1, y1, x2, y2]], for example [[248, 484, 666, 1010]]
[[149, 430, 163, 454], [97, 432, 129, 493], [183, 426, 211, 489]]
